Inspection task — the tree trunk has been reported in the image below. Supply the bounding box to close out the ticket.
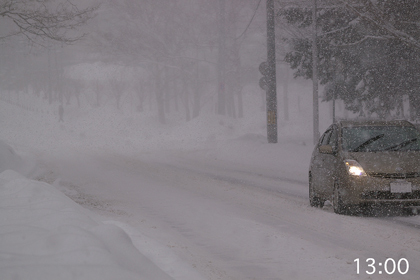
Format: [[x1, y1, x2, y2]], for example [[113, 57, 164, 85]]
[[173, 73, 179, 113], [182, 76, 191, 122], [164, 66, 171, 114], [217, 0, 226, 115], [283, 69, 289, 121], [192, 63, 201, 119], [155, 64, 166, 124], [237, 88, 243, 118]]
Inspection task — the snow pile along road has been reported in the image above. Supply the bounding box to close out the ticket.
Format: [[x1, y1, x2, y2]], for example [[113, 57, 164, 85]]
[[0, 169, 174, 280], [0, 139, 23, 174]]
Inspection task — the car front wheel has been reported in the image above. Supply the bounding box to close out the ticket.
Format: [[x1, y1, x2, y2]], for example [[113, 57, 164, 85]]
[[309, 173, 324, 208], [333, 181, 348, 214]]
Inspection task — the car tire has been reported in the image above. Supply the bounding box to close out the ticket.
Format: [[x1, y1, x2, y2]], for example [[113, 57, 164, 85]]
[[333, 181, 347, 214], [309, 173, 324, 208]]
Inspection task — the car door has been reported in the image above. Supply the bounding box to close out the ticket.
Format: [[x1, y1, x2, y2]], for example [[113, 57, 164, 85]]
[[311, 128, 333, 196], [320, 126, 339, 195]]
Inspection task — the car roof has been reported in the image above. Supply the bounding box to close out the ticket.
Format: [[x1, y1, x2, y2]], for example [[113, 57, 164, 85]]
[[337, 119, 415, 128]]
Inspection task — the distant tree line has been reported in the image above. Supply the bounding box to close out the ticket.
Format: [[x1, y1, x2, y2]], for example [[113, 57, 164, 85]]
[[279, 0, 420, 120], [1, 0, 265, 124], [92, 0, 262, 124]]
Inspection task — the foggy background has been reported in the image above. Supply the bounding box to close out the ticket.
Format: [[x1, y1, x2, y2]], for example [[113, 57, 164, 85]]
[[0, 0, 322, 139], [2, 2, 420, 280]]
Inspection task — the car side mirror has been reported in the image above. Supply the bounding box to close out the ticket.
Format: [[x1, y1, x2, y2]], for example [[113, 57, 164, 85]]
[[319, 145, 334, 154]]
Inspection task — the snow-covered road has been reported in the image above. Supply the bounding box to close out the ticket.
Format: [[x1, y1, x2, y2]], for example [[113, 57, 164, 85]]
[[42, 149, 420, 280], [2, 96, 420, 279]]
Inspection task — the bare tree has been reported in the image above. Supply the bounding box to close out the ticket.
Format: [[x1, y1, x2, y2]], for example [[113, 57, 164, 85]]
[[94, 0, 215, 124], [93, 0, 264, 123], [0, 0, 98, 45], [109, 78, 126, 110]]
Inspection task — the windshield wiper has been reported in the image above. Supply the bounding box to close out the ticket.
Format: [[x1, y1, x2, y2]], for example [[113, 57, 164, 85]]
[[350, 134, 385, 152], [384, 138, 418, 151]]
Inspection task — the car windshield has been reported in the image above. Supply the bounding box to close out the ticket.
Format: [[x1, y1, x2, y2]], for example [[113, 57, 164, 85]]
[[342, 125, 420, 152]]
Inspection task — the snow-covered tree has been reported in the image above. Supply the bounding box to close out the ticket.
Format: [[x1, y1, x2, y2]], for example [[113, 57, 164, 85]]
[[280, 0, 420, 119]]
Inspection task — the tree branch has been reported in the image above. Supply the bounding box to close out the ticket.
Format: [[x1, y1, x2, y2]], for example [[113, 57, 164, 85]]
[[339, 0, 420, 50], [1, 0, 98, 45]]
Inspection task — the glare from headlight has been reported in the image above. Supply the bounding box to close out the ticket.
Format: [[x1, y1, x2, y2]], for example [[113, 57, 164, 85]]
[[344, 160, 367, 176]]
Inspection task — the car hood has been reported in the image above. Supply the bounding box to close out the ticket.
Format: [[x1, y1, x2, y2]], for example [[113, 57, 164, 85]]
[[347, 151, 420, 174]]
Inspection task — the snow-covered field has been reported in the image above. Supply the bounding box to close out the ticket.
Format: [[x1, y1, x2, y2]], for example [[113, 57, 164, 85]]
[[1, 87, 420, 280]]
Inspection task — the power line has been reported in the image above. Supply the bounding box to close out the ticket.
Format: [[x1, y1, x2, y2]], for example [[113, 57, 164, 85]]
[[236, 0, 263, 40]]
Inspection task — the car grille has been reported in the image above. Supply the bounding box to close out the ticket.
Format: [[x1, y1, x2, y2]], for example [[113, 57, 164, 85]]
[[361, 190, 420, 200], [367, 172, 420, 179]]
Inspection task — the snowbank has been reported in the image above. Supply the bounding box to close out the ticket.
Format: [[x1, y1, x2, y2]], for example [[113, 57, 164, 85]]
[[0, 140, 23, 173], [0, 169, 174, 280], [0, 82, 325, 279]]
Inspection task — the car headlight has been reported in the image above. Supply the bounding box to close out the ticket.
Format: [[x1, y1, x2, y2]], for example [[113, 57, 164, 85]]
[[344, 160, 367, 176]]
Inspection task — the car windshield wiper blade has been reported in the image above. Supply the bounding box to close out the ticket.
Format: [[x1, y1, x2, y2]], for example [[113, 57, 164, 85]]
[[350, 134, 385, 152], [384, 138, 418, 151]]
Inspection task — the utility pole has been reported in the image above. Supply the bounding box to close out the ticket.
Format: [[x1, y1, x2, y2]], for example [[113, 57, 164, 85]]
[[217, 0, 226, 115], [47, 44, 52, 104], [266, 0, 277, 143], [312, 0, 320, 145]]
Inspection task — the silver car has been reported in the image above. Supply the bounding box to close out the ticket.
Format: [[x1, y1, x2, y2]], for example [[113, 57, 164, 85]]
[[309, 120, 420, 214]]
